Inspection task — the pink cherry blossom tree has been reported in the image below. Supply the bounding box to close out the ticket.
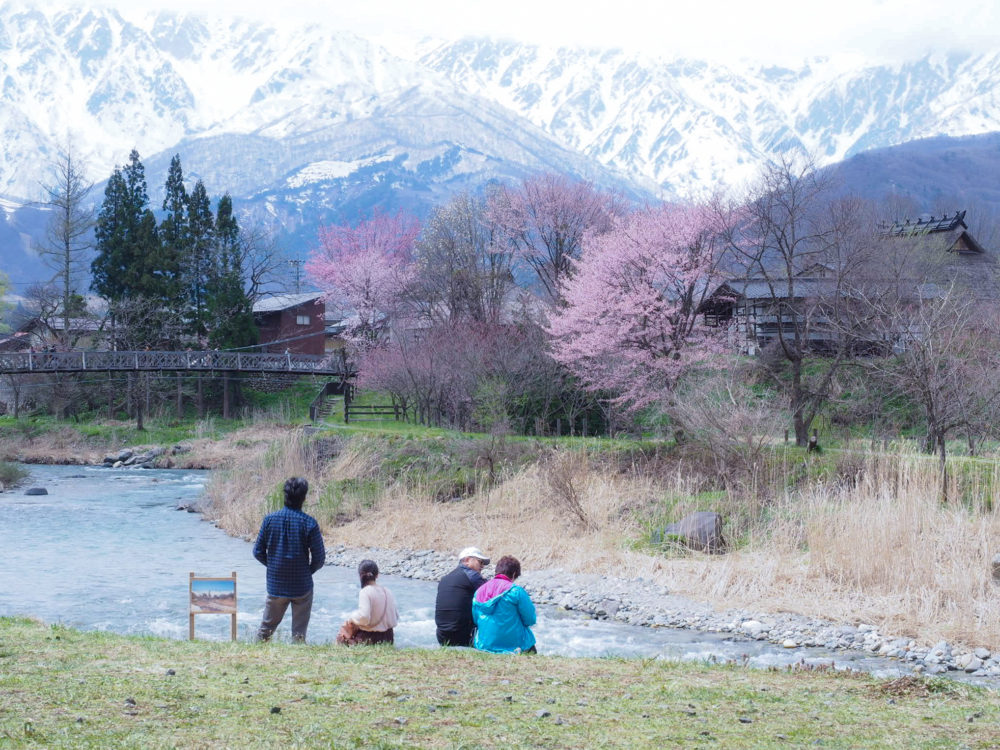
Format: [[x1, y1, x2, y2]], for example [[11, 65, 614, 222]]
[[547, 201, 730, 412], [488, 173, 625, 305], [306, 211, 419, 349]]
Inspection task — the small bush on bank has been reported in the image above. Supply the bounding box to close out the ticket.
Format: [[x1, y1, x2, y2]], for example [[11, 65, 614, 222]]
[[0, 460, 27, 489]]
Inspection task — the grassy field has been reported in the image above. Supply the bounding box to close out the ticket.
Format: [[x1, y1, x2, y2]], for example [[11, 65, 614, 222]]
[[1, 618, 998, 749]]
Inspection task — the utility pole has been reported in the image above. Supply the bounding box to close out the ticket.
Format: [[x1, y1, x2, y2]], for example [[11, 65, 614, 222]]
[[288, 259, 304, 293]]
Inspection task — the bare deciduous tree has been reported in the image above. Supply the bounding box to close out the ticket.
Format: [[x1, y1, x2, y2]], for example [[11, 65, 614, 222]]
[[721, 157, 876, 445], [861, 285, 1000, 499], [37, 144, 94, 346], [669, 363, 788, 480], [410, 192, 515, 325]]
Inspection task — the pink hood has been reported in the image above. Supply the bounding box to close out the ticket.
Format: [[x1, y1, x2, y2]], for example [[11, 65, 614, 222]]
[[474, 574, 513, 603]]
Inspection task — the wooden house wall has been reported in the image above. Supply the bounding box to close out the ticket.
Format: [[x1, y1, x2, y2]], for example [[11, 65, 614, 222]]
[[256, 301, 325, 355]]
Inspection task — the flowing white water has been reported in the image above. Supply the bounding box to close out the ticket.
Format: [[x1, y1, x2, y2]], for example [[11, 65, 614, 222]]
[[0, 464, 965, 680]]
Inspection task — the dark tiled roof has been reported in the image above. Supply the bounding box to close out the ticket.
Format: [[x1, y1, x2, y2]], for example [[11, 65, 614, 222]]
[[880, 210, 966, 236]]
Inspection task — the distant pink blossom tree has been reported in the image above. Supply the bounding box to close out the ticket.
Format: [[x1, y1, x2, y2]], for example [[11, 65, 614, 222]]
[[306, 211, 419, 349], [547, 202, 729, 412], [488, 173, 624, 305]]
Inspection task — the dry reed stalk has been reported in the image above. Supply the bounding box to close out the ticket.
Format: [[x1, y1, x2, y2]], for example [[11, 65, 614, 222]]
[[674, 451, 1000, 648], [203, 430, 315, 539], [334, 462, 652, 576]]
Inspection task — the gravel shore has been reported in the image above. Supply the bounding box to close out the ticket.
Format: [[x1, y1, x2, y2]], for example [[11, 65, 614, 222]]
[[326, 544, 1000, 682]]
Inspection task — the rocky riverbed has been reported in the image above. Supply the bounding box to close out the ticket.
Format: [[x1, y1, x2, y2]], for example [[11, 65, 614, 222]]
[[325, 544, 1000, 682]]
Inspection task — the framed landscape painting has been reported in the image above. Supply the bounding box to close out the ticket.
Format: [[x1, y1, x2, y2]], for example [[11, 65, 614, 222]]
[[189, 572, 238, 640]]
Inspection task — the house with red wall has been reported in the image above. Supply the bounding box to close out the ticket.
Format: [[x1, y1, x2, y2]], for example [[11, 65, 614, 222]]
[[252, 293, 326, 355]]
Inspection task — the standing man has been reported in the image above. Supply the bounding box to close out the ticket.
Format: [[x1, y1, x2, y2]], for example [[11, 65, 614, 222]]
[[435, 546, 490, 646], [253, 476, 326, 643]]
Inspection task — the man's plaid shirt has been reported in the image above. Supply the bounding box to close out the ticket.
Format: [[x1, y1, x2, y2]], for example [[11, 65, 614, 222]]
[[253, 506, 326, 597]]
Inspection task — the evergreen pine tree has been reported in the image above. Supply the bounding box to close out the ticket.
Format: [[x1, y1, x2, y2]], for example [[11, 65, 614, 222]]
[[207, 194, 257, 349], [91, 167, 130, 302], [160, 153, 189, 281], [186, 179, 215, 339], [92, 150, 179, 346]]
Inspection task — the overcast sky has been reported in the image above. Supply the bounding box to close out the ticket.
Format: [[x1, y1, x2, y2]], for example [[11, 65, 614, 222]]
[[105, 0, 1000, 64]]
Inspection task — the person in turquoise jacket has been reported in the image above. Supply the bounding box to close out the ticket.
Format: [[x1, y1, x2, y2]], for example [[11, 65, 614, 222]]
[[472, 555, 537, 654]]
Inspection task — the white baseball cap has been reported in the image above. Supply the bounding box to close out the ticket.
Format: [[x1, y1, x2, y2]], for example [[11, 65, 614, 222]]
[[458, 546, 490, 564]]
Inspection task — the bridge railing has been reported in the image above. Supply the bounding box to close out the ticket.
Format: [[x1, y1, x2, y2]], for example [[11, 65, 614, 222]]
[[0, 350, 355, 376]]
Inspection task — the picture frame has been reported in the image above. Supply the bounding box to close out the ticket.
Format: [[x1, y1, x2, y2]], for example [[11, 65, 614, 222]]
[[189, 572, 238, 640]]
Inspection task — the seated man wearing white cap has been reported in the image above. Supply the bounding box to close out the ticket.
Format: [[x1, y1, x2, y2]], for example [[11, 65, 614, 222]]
[[435, 546, 490, 646]]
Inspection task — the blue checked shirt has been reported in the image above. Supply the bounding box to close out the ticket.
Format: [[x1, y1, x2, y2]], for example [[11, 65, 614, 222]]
[[253, 506, 326, 597]]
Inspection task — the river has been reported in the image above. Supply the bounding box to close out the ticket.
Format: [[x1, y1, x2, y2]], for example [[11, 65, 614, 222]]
[[0, 464, 966, 681]]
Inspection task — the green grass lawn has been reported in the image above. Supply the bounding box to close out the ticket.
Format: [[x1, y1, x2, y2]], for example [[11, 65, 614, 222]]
[[1, 618, 997, 749]]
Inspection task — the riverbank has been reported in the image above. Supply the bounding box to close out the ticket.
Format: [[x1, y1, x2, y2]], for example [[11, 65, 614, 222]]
[[323, 544, 1000, 682], [0, 422, 299, 470], [2, 616, 996, 749], [6, 423, 1000, 683]]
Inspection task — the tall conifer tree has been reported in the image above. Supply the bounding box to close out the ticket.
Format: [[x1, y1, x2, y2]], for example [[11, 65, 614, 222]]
[[186, 179, 215, 339], [207, 194, 257, 349]]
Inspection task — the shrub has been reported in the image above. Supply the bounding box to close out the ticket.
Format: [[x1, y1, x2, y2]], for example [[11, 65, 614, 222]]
[[0, 460, 28, 490]]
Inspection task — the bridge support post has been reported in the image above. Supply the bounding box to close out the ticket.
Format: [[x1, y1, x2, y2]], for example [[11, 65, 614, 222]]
[[176, 372, 183, 419], [223, 375, 230, 420]]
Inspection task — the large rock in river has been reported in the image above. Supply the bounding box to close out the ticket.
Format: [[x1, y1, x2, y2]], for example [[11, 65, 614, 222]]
[[25, 487, 48, 496], [653, 511, 726, 553]]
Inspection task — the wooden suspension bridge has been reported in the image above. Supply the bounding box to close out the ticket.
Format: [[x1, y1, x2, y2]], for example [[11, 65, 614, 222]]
[[0, 349, 413, 426], [0, 350, 355, 377]]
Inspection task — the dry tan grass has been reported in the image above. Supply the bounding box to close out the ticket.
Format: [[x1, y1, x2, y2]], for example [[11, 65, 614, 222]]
[[0, 426, 106, 464], [205, 437, 1000, 650], [202, 429, 317, 538]]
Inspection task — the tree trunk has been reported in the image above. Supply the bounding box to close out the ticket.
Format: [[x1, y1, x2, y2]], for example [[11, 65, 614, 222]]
[[176, 372, 183, 419], [790, 360, 809, 446], [793, 412, 809, 446], [223, 375, 230, 420]]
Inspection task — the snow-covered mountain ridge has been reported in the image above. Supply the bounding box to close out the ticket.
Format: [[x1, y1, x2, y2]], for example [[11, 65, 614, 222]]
[[419, 40, 1000, 196], [2, 3, 1000, 215]]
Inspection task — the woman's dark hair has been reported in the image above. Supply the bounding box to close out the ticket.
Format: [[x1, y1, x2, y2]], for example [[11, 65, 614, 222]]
[[283, 477, 309, 509], [494, 555, 521, 580], [358, 559, 379, 587]]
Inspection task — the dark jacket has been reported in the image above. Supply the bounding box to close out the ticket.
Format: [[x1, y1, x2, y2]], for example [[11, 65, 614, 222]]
[[435, 564, 486, 646], [253, 506, 325, 597]]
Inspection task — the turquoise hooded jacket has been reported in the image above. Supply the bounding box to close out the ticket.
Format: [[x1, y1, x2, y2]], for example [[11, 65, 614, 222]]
[[472, 575, 537, 653]]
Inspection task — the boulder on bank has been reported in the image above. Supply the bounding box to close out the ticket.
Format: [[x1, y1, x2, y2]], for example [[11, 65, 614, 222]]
[[25, 487, 48, 495], [652, 511, 727, 554], [992, 553, 1000, 585]]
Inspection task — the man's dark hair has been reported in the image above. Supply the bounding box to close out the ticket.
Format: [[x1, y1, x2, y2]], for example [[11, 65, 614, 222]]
[[494, 555, 521, 580], [283, 477, 309, 509]]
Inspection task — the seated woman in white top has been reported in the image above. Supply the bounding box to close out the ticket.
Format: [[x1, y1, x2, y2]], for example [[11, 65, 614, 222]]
[[344, 559, 399, 645]]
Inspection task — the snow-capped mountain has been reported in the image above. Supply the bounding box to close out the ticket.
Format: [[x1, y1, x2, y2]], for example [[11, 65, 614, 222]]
[[3, 1, 1000, 280], [0, 5, 648, 204], [419, 40, 1000, 197]]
